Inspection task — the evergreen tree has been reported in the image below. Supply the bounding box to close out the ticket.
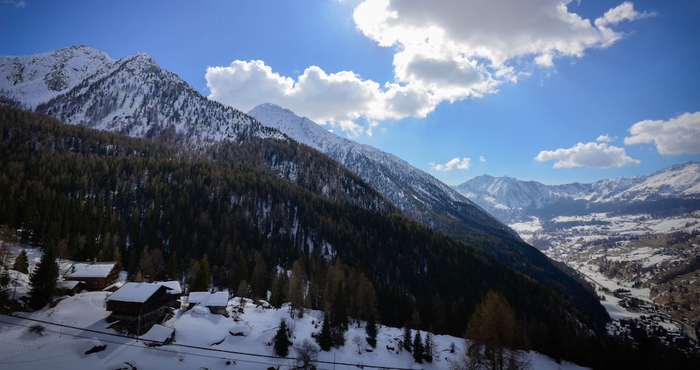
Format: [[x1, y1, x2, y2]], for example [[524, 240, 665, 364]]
[[191, 254, 210, 291], [12, 249, 28, 274], [273, 318, 292, 357], [317, 312, 333, 351], [413, 330, 424, 363], [423, 331, 435, 363], [331, 280, 349, 330], [166, 251, 179, 281], [330, 280, 348, 346], [403, 326, 412, 353], [28, 244, 59, 309], [365, 312, 378, 348]]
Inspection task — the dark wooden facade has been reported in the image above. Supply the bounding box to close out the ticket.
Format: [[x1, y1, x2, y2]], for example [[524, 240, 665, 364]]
[[106, 285, 172, 315], [63, 262, 122, 291]]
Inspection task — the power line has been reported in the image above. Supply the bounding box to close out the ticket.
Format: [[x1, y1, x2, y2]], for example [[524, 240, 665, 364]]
[[0, 316, 420, 369]]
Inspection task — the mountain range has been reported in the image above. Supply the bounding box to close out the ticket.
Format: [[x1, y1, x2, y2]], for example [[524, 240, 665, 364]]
[[455, 162, 700, 225]]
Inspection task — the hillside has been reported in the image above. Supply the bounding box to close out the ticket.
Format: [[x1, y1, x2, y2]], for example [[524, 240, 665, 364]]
[[0, 106, 617, 366], [0, 261, 588, 370], [248, 103, 607, 328], [0, 46, 609, 336]]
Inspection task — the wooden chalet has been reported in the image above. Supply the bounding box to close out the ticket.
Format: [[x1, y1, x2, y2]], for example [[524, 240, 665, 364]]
[[63, 262, 121, 291], [106, 282, 172, 333]]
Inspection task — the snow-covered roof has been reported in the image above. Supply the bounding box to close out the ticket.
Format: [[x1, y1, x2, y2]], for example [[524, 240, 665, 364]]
[[106, 282, 170, 303], [187, 291, 229, 307], [139, 324, 174, 344], [58, 280, 82, 290], [64, 262, 118, 279], [155, 281, 182, 295]]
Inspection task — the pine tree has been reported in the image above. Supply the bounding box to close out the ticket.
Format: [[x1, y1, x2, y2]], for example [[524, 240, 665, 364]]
[[191, 254, 210, 291], [330, 280, 348, 346], [273, 318, 292, 357], [423, 332, 435, 363], [365, 312, 378, 348], [403, 326, 412, 352], [317, 312, 333, 351], [413, 330, 424, 363], [12, 249, 28, 274], [28, 244, 59, 309]]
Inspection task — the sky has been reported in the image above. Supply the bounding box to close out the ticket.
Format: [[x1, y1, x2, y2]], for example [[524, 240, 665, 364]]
[[1, 0, 699, 185]]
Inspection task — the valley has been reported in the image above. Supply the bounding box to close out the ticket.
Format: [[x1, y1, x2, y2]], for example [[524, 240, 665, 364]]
[[457, 170, 700, 353]]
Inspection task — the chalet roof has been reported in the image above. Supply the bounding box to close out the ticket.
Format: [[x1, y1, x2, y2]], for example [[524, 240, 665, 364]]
[[106, 282, 170, 303], [140, 324, 174, 344], [57, 280, 82, 290], [64, 262, 118, 279], [188, 291, 229, 307], [156, 281, 182, 295]]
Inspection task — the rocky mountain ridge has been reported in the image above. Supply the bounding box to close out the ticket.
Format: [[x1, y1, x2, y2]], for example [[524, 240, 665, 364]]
[[456, 162, 700, 224]]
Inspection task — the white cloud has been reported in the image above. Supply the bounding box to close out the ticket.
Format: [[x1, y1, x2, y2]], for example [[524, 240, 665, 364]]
[[596, 134, 616, 143], [430, 157, 472, 171], [479, 156, 486, 162], [535, 142, 640, 168], [206, 0, 652, 135], [624, 111, 700, 155]]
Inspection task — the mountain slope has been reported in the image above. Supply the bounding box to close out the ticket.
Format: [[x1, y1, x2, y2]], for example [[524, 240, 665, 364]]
[[247, 103, 609, 327], [0, 106, 613, 365], [0, 46, 609, 334], [249, 103, 516, 240]]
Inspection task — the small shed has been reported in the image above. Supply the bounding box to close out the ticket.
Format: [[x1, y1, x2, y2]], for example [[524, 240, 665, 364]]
[[56, 280, 85, 296], [187, 291, 230, 315], [63, 262, 121, 291]]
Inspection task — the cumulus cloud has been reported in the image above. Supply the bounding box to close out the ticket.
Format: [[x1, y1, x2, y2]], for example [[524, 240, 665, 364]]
[[624, 112, 700, 155], [596, 134, 616, 143], [207, 0, 652, 135], [479, 156, 486, 162], [430, 157, 472, 171], [535, 142, 640, 168]]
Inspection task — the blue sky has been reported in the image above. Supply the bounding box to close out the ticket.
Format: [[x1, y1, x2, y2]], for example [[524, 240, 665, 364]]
[[2, 0, 699, 185]]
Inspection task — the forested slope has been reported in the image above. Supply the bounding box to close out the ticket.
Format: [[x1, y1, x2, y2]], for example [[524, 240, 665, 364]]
[[1, 106, 613, 365]]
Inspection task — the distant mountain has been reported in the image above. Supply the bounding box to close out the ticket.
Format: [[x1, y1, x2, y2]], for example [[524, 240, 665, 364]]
[[456, 162, 700, 224]]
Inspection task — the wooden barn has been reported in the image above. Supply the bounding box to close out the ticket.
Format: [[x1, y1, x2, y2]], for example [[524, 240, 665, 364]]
[[63, 262, 121, 291]]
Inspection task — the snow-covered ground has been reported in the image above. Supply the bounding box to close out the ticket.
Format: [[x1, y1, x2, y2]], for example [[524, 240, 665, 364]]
[[0, 293, 589, 370], [0, 244, 588, 370]]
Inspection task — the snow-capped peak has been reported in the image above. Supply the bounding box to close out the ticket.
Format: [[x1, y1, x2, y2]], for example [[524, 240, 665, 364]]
[[0, 45, 113, 109]]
